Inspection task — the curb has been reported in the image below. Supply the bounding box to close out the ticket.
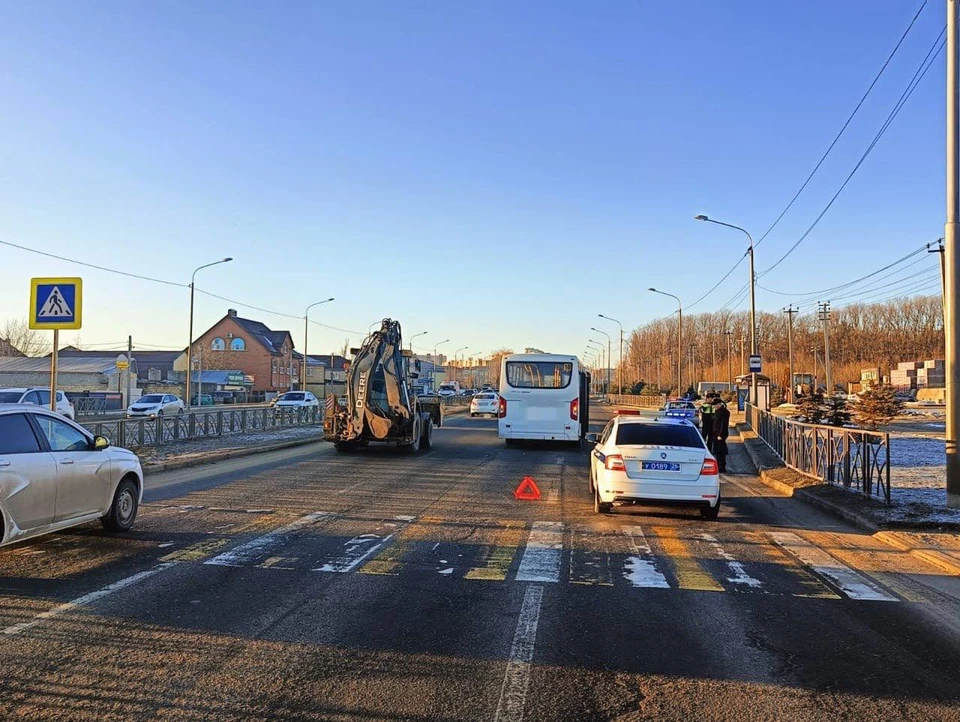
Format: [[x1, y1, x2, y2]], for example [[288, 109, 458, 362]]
[[874, 531, 960, 577], [143, 435, 325, 475]]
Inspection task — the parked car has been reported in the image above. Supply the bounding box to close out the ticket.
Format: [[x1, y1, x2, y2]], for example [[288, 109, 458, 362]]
[[470, 392, 499, 417], [191, 394, 215, 406], [587, 412, 720, 519], [438, 382, 460, 397], [0, 388, 74, 420], [660, 400, 701, 429], [0, 404, 143, 546], [274, 391, 320, 413], [126, 394, 185, 418], [461, 389, 476, 397]]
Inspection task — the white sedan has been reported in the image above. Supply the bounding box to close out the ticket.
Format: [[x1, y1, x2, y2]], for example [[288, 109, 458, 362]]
[[587, 412, 720, 519], [274, 391, 320, 412], [0, 404, 143, 547], [127, 393, 185, 418], [470, 392, 500, 417]]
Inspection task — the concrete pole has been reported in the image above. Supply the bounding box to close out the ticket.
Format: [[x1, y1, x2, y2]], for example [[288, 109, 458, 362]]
[[820, 302, 833, 395], [748, 243, 758, 405], [186, 281, 195, 408], [947, 0, 960, 507], [725, 331, 733, 392], [785, 307, 796, 402], [740, 335, 746, 377], [126, 335, 133, 408]]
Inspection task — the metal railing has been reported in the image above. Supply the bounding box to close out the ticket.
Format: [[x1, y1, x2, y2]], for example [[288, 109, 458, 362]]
[[73, 397, 109, 417], [607, 394, 667, 408], [82, 407, 323, 451], [745, 404, 891, 503]]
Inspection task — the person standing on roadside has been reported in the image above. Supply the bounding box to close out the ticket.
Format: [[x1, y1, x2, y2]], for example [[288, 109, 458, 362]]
[[712, 396, 731, 473], [700, 393, 716, 450]]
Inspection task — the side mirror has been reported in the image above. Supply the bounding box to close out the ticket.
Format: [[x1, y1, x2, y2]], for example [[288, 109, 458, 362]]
[[584, 432, 600, 445], [93, 435, 110, 450]]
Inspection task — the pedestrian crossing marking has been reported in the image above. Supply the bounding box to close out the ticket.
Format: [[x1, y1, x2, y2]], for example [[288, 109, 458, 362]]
[[37, 286, 73, 318], [622, 525, 670, 588], [516, 521, 563, 583], [359, 540, 414, 576], [569, 526, 614, 586], [204, 512, 330, 567], [466, 521, 526, 581], [740, 531, 839, 599], [652, 526, 724, 592], [161, 537, 231, 562], [699, 533, 762, 589]]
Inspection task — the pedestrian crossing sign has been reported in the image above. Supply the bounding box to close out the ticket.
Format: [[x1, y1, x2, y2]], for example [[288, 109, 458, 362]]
[[29, 277, 82, 330]]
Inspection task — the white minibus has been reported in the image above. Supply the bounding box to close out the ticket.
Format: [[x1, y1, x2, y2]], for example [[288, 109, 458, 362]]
[[498, 353, 590, 444]]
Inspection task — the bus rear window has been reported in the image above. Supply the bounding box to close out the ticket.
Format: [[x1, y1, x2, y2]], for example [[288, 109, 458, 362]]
[[506, 361, 573, 389]]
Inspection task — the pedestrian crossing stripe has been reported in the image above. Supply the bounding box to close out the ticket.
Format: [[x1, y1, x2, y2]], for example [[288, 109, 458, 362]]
[[159, 514, 914, 602]]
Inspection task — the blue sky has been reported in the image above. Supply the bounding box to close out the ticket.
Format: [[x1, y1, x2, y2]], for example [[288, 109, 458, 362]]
[[0, 1, 946, 359]]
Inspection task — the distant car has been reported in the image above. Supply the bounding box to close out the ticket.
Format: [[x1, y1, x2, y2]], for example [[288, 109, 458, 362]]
[[460, 389, 476, 397], [438, 383, 460, 397], [660, 400, 700, 429], [191, 394, 214, 406], [587, 413, 720, 519], [470, 392, 499, 417], [0, 388, 74, 420], [0, 404, 144, 546], [127, 394, 185, 418], [274, 391, 320, 412]]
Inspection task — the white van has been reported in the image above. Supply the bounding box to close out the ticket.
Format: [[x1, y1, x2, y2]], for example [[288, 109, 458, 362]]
[[498, 354, 589, 444], [437, 381, 461, 397]]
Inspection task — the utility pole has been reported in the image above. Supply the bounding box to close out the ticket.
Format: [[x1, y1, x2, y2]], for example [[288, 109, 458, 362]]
[[811, 347, 820, 391], [657, 356, 662, 389], [819, 302, 833, 395], [784, 307, 797, 402], [739, 335, 746, 377], [725, 330, 734, 392], [689, 344, 697, 393], [712, 337, 717, 382], [126, 335, 133, 408], [947, 0, 960, 507]]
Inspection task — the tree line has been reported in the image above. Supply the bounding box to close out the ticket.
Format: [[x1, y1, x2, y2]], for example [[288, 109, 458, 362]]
[[620, 294, 943, 395]]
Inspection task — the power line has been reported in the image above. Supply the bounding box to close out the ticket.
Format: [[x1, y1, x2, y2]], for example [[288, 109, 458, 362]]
[[760, 26, 946, 277], [686, 253, 747, 311], [754, 0, 929, 249]]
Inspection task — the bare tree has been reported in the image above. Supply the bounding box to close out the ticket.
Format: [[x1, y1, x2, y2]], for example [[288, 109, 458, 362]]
[[486, 348, 513, 388], [1, 318, 47, 356]]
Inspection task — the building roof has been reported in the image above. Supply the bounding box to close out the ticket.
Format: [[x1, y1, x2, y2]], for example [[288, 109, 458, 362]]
[[0, 356, 121, 374], [55, 348, 181, 371], [230, 316, 293, 356], [294, 353, 349, 369]]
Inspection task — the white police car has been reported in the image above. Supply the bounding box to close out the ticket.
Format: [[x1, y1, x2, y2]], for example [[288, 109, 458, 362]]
[[586, 411, 720, 519]]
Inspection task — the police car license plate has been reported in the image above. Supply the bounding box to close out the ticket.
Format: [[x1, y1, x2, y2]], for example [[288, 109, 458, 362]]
[[642, 461, 681, 472]]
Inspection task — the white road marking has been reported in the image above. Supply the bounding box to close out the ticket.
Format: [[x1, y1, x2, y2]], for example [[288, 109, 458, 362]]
[[771, 532, 899, 602], [515, 522, 564, 583], [622, 526, 670, 588], [494, 585, 544, 722], [204, 512, 331, 567], [314, 516, 414, 573], [546, 489, 559, 504], [2, 563, 175, 636], [700, 533, 762, 589]]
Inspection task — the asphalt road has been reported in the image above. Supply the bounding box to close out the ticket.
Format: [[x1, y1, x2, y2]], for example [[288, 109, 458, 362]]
[[2, 409, 960, 720]]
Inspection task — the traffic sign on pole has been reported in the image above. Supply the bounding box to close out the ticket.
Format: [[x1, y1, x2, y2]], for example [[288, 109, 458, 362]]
[[29, 277, 82, 330], [115, 354, 130, 371], [748, 355, 762, 373]]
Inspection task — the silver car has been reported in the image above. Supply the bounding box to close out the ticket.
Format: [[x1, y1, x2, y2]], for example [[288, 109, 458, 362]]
[[0, 405, 143, 547], [127, 393, 185, 418]]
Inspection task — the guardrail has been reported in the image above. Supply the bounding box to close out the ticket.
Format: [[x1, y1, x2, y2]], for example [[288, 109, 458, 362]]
[[82, 407, 322, 451], [607, 394, 667, 408], [73, 397, 109, 417], [745, 404, 891, 503]]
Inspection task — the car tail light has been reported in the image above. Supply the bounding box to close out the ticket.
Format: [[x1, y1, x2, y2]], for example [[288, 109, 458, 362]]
[[498, 397, 507, 418], [604, 454, 625, 471], [701, 459, 719, 476], [570, 398, 579, 420], [616, 409, 640, 415]]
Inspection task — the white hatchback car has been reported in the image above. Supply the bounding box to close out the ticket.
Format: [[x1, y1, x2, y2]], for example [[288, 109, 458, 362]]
[[0, 405, 143, 547], [0, 387, 75, 419], [274, 391, 320, 411], [470, 392, 500, 417], [587, 412, 720, 519], [127, 393, 185, 418]]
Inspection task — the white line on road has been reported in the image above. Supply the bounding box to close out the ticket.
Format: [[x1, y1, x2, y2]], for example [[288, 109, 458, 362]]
[[515, 522, 564, 583], [494, 585, 544, 722], [2, 563, 175, 636], [771, 532, 899, 602], [700, 533, 762, 589], [314, 516, 415, 573], [622, 526, 670, 588], [204, 512, 331, 567]]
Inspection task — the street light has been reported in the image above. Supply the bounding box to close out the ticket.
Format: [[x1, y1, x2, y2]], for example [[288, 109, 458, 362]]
[[408, 330, 428, 352], [649, 288, 683, 398], [186, 257, 233, 409], [590, 327, 612, 395], [453, 346, 469, 384], [302, 298, 335, 391], [433, 338, 450, 391], [587, 339, 606, 392], [598, 314, 624, 393], [696, 214, 758, 406]]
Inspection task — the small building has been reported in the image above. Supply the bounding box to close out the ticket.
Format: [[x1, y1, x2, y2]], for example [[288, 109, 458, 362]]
[[299, 354, 349, 398], [0, 356, 136, 399]]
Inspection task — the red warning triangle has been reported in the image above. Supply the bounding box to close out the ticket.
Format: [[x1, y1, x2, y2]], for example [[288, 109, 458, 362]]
[[514, 476, 541, 501]]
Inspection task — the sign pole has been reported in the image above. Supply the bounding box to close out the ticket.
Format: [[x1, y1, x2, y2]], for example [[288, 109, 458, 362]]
[[50, 329, 59, 411]]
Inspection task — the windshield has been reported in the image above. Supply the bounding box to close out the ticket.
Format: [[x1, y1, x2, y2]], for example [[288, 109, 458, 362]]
[[139, 395, 164, 404], [281, 393, 305, 401], [616, 423, 705, 448], [666, 401, 695, 410], [475, 393, 496, 400], [506, 361, 573, 389], [0, 392, 23, 403], [439, 385, 456, 391]]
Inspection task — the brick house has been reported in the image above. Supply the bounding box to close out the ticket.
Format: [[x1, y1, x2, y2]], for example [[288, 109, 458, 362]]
[[174, 309, 299, 394]]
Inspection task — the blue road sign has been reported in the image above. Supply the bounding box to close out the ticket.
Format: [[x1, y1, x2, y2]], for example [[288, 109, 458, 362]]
[[30, 277, 83, 330]]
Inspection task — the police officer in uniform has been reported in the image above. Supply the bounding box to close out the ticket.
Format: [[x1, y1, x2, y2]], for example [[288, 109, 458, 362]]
[[700, 393, 716, 451], [711, 396, 731, 473]]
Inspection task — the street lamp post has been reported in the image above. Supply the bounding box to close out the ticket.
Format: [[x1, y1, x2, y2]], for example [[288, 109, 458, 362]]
[[186, 257, 233, 409], [302, 298, 335, 392], [584, 350, 598, 393], [433, 339, 450, 391], [453, 346, 469, 385], [598, 314, 624, 393], [590, 327, 612, 394], [724, 330, 734, 392], [408, 331, 428, 353], [588, 339, 606, 392], [649, 288, 682, 398], [696, 214, 758, 406]]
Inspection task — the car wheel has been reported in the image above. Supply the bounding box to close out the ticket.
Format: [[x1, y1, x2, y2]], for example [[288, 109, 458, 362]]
[[505, 438, 518, 447], [594, 487, 612, 514], [421, 418, 433, 449], [177, 408, 184, 416], [157, 410, 163, 418], [700, 498, 721, 521], [334, 441, 356, 453], [589, 463, 596, 494], [101, 477, 139, 532]]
